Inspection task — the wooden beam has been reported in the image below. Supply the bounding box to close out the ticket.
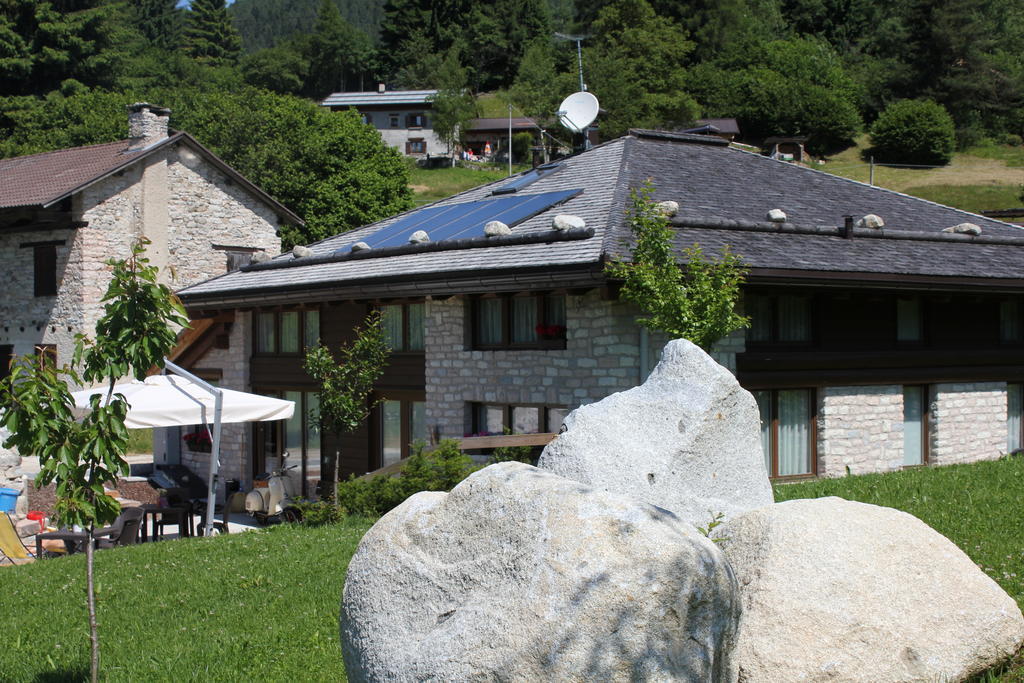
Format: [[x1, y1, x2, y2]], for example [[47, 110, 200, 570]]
[[458, 433, 557, 449]]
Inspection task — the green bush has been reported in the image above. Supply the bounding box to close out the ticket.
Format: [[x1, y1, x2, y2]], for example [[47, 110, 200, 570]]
[[868, 99, 956, 166], [1004, 133, 1023, 147], [335, 439, 480, 517], [294, 498, 342, 527], [511, 131, 533, 164]]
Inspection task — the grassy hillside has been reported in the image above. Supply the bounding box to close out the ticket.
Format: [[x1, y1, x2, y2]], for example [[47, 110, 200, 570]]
[[822, 137, 1024, 215], [406, 159, 527, 205]]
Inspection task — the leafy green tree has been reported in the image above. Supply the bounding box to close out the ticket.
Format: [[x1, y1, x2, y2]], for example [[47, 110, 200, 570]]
[[429, 49, 476, 160], [303, 311, 390, 500], [510, 41, 574, 127], [689, 37, 862, 154], [183, 0, 242, 66], [0, 240, 188, 683], [463, 0, 552, 90], [378, 0, 434, 79], [586, 0, 700, 138], [240, 44, 308, 94], [868, 99, 956, 166], [134, 0, 183, 50], [606, 184, 749, 351], [393, 29, 445, 89]]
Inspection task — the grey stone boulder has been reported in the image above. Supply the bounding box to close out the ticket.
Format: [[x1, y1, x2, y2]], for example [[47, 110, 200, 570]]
[[538, 339, 772, 527], [552, 214, 586, 231], [341, 462, 741, 682], [719, 497, 1024, 682]]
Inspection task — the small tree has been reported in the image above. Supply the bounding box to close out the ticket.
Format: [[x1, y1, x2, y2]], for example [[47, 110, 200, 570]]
[[869, 99, 956, 166], [429, 49, 476, 163], [303, 311, 390, 500], [605, 183, 749, 351], [0, 239, 188, 683]]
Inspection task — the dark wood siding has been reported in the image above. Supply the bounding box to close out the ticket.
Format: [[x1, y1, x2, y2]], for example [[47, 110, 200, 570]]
[[739, 287, 1024, 387]]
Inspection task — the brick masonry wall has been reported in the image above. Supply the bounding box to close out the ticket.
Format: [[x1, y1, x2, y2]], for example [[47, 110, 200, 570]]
[[817, 385, 904, 476], [178, 312, 253, 486], [930, 382, 1008, 465], [424, 290, 740, 439]]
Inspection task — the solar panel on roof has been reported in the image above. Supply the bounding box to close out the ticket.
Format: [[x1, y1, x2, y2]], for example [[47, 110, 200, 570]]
[[344, 188, 582, 252], [491, 162, 564, 195]]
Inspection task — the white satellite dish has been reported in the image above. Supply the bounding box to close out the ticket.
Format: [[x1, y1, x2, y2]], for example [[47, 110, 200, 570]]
[[557, 91, 599, 133]]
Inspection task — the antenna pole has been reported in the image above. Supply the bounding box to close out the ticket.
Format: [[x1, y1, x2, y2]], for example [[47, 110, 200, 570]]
[[508, 103, 513, 176], [576, 39, 585, 91]]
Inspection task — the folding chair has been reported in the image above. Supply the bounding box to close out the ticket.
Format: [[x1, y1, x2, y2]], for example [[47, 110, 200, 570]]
[[0, 512, 35, 565]]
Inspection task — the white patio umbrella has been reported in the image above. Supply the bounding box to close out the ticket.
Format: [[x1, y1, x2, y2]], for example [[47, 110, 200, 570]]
[[71, 360, 294, 535]]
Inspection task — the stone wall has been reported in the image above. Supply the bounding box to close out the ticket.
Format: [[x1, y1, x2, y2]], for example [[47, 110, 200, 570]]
[[177, 312, 253, 487], [930, 382, 1008, 465], [378, 127, 445, 156], [0, 144, 281, 372], [817, 386, 904, 476], [424, 291, 708, 439]]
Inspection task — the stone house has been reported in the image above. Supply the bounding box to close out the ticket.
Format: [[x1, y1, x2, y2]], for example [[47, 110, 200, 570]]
[[0, 103, 299, 377], [175, 129, 1024, 494], [321, 88, 446, 157]]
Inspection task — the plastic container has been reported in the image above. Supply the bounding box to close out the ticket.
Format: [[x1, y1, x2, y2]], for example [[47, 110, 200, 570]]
[[0, 487, 18, 513], [26, 510, 46, 529]]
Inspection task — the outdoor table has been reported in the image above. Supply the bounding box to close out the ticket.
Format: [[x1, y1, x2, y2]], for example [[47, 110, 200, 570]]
[[35, 529, 89, 557], [140, 503, 193, 542]]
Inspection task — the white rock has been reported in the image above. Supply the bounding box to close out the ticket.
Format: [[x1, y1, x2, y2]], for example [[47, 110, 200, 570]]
[[350, 241, 371, 252], [538, 339, 773, 526], [857, 213, 885, 229], [291, 245, 313, 258], [0, 451, 20, 469], [408, 230, 429, 243], [250, 251, 270, 264], [766, 209, 787, 223], [943, 222, 982, 235], [720, 497, 1024, 682], [483, 220, 511, 236], [341, 462, 741, 682], [655, 200, 679, 217], [552, 214, 586, 231]]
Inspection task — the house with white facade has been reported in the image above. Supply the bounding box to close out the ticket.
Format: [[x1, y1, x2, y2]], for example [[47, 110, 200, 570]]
[[175, 129, 1024, 494], [0, 102, 299, 379], [322, 88, 446, 157]]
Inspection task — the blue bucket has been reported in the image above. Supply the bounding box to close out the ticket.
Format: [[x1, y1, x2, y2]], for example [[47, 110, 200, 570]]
[[0, 487, 17, 513]]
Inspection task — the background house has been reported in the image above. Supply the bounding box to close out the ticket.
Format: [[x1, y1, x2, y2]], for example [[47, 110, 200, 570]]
[[321, 88, 445, 157], [175, 129, 1024, 491], [0, 102, 300, 472]]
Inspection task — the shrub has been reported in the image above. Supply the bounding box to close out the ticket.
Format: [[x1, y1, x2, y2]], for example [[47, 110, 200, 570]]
[[868, 99, 956, 166], [511, 131, 533, 164], [335, 439, 480, 517], [1004, 133, 1023, 147], [294, 499, 342, 527]]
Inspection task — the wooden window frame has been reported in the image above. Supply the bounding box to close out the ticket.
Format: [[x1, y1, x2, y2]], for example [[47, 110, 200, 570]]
[[378, 302, 424, 354], [406, 138, 426, 154], [32, 244, 58, 297], [374, 391, 427, 467], [902, 384, 930, 467], [896, 296, 926, 347], [251, 388, 321, 498], [470, 293, 567, 351], [758, 388, 818, 480], [999, 298, 1023, 345], [389, 114, 400, 128], [746, 292, 814, 348], [253, 308, 321, 357], [470, 402, 567, 437], [406, 112, 426, 129]]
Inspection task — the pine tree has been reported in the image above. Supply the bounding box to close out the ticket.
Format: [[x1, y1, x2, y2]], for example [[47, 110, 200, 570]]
[[183, 0, 242, 66], [134, 0, 183, 50], [305, 0, 373, 97]]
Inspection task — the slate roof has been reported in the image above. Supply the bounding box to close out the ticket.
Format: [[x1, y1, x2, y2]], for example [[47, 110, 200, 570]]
[[321, 90, 437, 108], [177, 131, 1024, 306], [0, 133, 303, 224]]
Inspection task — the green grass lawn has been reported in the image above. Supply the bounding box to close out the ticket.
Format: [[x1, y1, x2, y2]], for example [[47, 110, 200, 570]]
[[3, 458, 1023, 680], [0, 518, 374, 682], [406, 159, 527, 205], [900, 184, 1023, 214]]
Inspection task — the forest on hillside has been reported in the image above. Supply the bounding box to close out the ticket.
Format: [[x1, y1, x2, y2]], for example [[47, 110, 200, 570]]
[[2, 0, 1023, 244]]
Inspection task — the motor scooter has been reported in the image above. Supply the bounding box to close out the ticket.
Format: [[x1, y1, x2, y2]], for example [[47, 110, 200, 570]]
[[245, 452, 303, 525]]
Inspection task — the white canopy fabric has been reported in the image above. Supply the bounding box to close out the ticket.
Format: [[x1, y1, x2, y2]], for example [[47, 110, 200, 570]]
[[71, 375, 294, 428], [72, 368, 295, 536]]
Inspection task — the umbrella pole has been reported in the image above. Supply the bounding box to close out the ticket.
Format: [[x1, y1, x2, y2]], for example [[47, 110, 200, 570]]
[[205, 392, 224, 537]]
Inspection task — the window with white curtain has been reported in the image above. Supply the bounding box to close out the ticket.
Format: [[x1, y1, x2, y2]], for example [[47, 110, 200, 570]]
[[471, 294, 567, 349], [753, 389, 814, 477], [1009, 384, 1023, 453], [380, 398, 427, 466], [902, 385, 927, 466], [747, 293, 811, 344], [379, 302, 425, 352]]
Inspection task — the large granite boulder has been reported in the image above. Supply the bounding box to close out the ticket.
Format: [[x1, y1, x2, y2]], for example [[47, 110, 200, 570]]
[[341, 462, 741, 682], [719, 497, 1024, 682], [538, 339, 772, 527]]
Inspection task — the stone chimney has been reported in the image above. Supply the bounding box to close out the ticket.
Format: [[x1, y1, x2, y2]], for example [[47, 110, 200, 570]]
[[127, 102, 171, 151], [378, 83, 386, 94]]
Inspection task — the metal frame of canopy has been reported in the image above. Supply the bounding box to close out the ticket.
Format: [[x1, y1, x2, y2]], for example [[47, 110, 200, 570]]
[[70, 359, 294, 537]]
